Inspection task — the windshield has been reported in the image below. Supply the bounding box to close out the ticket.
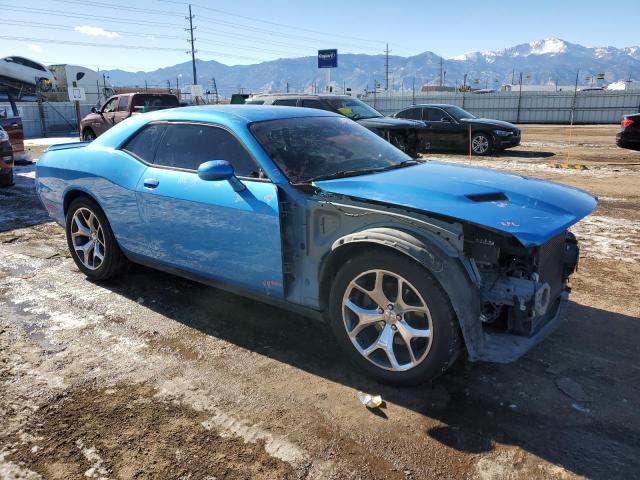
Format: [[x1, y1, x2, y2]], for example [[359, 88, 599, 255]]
[[325, 97, 383, 120], [443, 106, 476, 120], [250, 116, 414, 183]]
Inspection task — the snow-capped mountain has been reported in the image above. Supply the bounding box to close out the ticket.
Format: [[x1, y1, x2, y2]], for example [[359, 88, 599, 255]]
[[103, 38, 640, 94]]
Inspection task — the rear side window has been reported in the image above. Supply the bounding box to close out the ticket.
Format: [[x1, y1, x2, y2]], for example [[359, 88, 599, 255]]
[[245, 100, 264, 105], [301, 99, 330, 110], [154, 124, 260, 177], [122, 123, 166, 163], [273, 99, 298, 107], [117, 96, 129, 112], [132, 95, 179, 112], [398, 108, 422, 120]]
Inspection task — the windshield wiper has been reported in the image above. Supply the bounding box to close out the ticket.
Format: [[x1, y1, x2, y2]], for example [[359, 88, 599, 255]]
[[306, 160, 420, 183]]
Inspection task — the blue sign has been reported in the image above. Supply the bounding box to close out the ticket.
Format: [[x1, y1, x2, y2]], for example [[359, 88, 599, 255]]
[[318, 49, 338, 68]]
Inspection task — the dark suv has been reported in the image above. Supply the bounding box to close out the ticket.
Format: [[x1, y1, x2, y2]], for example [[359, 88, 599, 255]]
[[246, 94, 425, 157], [394, 104, 521, 155]]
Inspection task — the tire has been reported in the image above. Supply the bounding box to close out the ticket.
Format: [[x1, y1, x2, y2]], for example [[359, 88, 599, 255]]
[[328, 249, 461, 385], [0, 169, 13, 187], [65, 197, 128, 281], [471, 132, 492, 156], [82, 129, 96, 141]]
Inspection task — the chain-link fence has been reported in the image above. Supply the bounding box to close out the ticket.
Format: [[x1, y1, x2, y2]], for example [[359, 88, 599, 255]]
[[363, 90, 640, 124]]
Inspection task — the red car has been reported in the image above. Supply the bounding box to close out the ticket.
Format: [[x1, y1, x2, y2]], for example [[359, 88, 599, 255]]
[[0, 125, 14, 187], [0, 95, 26, 162]]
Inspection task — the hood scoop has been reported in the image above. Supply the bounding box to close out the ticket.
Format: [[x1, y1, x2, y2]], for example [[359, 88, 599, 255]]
[[466, 192, 508, 203]]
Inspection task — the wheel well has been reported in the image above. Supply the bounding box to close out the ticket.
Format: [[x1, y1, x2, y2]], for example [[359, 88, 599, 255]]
[[319, 242, 412, 312], [63, 190, 97, 216], [82, 126, 94, 135]]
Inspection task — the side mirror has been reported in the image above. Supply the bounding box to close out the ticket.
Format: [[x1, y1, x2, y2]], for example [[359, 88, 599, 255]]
[[198, 160, 245, 192], [441, 116, 452, 123], [91, 106, 98, 113]]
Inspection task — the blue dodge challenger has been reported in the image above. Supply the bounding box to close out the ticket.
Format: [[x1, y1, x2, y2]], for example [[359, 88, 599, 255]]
[[36, 106, 597, 384]]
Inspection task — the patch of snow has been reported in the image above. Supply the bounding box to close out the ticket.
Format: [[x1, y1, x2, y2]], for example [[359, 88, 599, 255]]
[[24, 137, 79, 147], [76, 439, 109, 479], [0, 451, 43, 479], [571, 215, 640, 263], [528, 38, 567, 56]]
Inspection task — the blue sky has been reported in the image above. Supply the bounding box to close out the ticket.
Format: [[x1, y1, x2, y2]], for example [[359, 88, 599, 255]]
[[0, 0, 637, 71]]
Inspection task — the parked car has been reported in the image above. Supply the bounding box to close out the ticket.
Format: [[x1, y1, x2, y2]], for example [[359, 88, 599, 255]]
[[80, 92, 180, 140], [36, 106, 596, 384], [393, 104, 521, 155], [616, 113, 640, 151], [0, 96, 26, 162], [246, 94, 425, 157], [0, 126, 14, 187], [0, 56, 55, 92]]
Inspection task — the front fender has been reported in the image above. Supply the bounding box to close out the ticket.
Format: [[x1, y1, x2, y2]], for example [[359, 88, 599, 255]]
[[331, 227, 485, 359]]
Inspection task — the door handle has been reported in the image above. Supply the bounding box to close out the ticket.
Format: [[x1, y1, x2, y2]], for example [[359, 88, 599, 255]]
[[143, 178, 159, 189]]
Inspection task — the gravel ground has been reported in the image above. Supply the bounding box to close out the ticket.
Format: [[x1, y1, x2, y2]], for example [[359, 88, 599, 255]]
[[0, 126, 639, 479]]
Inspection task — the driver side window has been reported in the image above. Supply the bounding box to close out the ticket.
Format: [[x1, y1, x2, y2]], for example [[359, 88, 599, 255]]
[[154, 124, 262, 178], [102, 98, 118, 113]]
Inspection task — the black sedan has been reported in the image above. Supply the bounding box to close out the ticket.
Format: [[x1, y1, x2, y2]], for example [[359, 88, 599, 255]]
[[616, 114, 640, 151], [393, 104, 520, 156]]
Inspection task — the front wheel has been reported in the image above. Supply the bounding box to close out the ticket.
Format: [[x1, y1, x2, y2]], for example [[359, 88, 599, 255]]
[[329, 250, 461, 385], [65, 197, 128, 280], [471, 132, 492, 156], [82, 129, 96, 141]]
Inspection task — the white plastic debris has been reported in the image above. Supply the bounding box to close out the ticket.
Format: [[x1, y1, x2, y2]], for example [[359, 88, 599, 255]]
[[357, 391, 382, 409]]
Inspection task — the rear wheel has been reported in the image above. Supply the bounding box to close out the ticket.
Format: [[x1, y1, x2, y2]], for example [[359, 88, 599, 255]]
[[65, 197, 128, 280], [471, 132, 492, 156], [329, 250, 461, 385], [82, 128, 96, 141]]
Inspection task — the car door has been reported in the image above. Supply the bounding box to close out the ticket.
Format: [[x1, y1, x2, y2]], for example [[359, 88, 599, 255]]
[[114, 96, 130, 124], [96, 97, 118, 135], [425, 108, 466, 150], [396, 107, 433, 152], [135, 122, 284, 298]]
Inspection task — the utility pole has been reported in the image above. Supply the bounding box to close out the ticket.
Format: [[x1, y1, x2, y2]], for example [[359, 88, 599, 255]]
[[286, 82, 289, 93], [211, 77, 219, 104], [186, 4, 198, 85], [385, 43, 391, 91], [412, 77, 415, 105], [516, 72, 523, 123], [166, 79, 171, 93], [439, 57, 444, 87]]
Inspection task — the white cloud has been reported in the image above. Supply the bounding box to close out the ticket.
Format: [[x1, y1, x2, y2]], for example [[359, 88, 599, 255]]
[[74, 25, 120, 39], [27, 44, 42, 52]]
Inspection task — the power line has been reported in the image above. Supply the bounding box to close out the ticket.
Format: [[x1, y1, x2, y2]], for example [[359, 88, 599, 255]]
[[0, 35, 265, 62]]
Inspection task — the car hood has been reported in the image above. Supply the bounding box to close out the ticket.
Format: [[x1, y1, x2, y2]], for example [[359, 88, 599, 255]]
[[313, 161, 597, 247], [357, 116, 425, 130], [460, 118, 518, 130]]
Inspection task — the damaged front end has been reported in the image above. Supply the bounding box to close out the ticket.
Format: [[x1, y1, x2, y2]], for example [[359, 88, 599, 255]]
[[465, 226, 580, 362]]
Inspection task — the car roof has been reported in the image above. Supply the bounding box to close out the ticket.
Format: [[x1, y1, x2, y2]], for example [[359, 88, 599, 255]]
[[406, 104, 457, 108], [93, 105, 340, 147], [167, 105, 339, 122]]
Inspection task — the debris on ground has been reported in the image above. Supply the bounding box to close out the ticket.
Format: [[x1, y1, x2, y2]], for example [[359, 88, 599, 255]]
[[357, 391, 383, 409]]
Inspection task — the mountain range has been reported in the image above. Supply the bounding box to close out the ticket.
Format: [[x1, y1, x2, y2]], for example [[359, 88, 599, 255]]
[[103, 38, 640, 95]]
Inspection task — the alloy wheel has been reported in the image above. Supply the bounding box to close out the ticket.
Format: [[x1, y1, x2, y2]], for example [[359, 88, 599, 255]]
[[472, 135, 490, 154], [342, 269, 433, 372], [70, 207, 106, 270]]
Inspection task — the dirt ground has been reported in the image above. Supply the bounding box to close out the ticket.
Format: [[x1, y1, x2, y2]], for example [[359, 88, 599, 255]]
[[1, 125, 638, 479]]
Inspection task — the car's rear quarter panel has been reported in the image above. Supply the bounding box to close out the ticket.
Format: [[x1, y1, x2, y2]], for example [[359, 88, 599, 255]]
[[37, 145, 148, 254]]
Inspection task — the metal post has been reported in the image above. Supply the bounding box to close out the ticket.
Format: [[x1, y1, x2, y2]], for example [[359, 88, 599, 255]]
[[516, 72, 523, 123], [462, 74, 467, 108], [412, 77, 415, 105], [570, 69, 579, 124], [188, 4, 198, 85]]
